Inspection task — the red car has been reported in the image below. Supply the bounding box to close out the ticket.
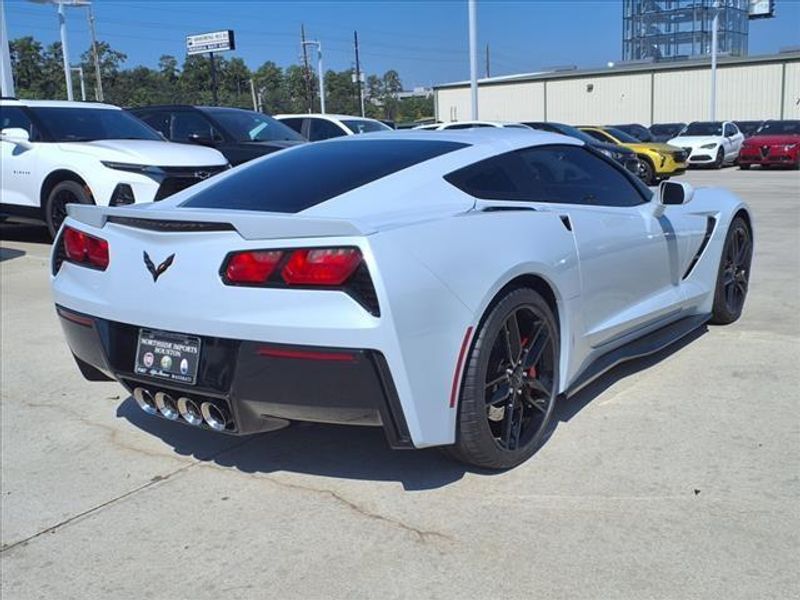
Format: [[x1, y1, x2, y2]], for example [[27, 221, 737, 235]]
[[738, 120, 800, 170]]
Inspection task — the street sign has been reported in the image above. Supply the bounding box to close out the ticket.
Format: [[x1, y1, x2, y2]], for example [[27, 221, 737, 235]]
[[186, 30, 236, 55], [748, 0, 775, 19]]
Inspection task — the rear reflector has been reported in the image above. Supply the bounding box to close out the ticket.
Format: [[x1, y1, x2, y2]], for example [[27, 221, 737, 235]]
[[281, 248, 362, 286], [224, 250, 283, 284], [256, 346, 357, 363], [56, 306, 94, 327], [63, 226, 109, 270]]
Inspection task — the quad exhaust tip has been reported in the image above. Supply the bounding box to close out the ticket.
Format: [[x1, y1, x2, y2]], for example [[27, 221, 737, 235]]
[[201, 402, 230, 432], [177, 397, 203, 426], [133, 387, 157, 415], [134, 388, 230, 431], [155, 391, 179, 421]]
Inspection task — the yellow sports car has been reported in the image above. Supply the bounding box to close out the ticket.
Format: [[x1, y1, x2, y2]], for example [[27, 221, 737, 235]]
[[579, 126, 687, 185]]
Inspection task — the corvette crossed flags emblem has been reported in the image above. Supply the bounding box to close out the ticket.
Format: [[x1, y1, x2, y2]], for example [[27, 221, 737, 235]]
[[143, 251, 175, 282]]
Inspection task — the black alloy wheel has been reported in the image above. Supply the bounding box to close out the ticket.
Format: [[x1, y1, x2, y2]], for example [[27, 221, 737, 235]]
[[711, 216, 753, 325], [45, 180, 93, 238], [713, 147, 724, 169], [447, 288, 559, 469], [637, 157, 656, 185]]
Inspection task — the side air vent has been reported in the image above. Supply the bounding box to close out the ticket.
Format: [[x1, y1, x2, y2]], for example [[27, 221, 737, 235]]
[[481, 206, 537, 213], [107, 217, 235, 232], [682, 217, 717, 280]]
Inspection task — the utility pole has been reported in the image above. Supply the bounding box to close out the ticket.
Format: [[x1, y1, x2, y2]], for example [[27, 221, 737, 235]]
[[1, 0, 15, 97], [709, 0, 719, 121], [71, 65, 85, 100], [354, 30, 365, 117], [468, 0, 478, 119], [86, 2, 102, 101], [302, 40, 325, 114], [249, 78, 257, 111], [209, 52, 218, 105], [58, 1, 74, 100], [485, 43, 490, 78], [301, 24, 312, 113]]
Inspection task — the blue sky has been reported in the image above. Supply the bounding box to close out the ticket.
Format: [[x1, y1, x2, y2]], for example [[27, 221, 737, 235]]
[[4, 0, 800, 88]]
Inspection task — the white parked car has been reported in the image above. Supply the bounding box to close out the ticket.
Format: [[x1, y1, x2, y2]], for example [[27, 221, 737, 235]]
[[667, 121, 745, 169], [0, 99, 229, 236], [274, 113, 392, 141], [414, 120, 532, 131]]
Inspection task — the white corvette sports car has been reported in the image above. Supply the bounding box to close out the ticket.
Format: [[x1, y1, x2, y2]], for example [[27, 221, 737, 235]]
[[51, 130, 753, 469]]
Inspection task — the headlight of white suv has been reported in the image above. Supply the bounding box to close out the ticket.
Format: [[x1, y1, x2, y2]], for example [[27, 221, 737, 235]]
[[700, 143, 718, 149], [101, 161, 164, 176]]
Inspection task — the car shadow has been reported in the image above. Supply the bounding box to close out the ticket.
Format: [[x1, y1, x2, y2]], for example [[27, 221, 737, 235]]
[[0, 247, 26, 262], [117, 325, 707, 490], [0, 223, 51, 245]]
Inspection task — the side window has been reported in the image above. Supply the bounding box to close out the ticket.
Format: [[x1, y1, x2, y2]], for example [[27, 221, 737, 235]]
[[280, 118, 305, 136], [136, 111, 170, 138], [444, 153, 528, 200], [170, 111, 221, 143], [308, 119, 346, 141], [516, 146, 647, 207], [724, 123, 737, 137], [0, 107, 38, 139]]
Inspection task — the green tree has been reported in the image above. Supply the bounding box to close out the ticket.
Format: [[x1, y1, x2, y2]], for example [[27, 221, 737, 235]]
[[9, 36, 43, 95]]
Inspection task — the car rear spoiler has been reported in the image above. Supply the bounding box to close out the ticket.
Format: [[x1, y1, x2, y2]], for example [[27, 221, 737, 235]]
[[66, 204, 373, 240]]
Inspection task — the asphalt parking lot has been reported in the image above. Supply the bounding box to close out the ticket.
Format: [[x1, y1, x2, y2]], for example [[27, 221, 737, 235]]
[[1, 168, 798, 599]]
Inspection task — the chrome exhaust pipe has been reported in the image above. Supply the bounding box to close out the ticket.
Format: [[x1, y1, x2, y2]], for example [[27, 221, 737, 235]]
[[133, 387, 157, 415], [200, 402, 230, 432], [155, 391, 179, 420], [177, 397, 203, 426]]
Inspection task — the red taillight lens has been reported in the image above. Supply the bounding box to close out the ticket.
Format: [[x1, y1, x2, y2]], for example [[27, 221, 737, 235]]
[[281, 248, 362, 286], [224, 250, 283, 284], [63, 226, 109, 270]]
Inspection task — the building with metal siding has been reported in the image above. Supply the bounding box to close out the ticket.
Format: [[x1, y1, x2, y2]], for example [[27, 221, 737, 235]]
[[434, 52, 800, 125]]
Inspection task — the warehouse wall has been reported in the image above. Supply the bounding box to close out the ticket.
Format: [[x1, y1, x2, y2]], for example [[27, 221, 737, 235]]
[[547, 73, 651, 124], [435, 57, 799, 125], [784, 62, 800, 119]]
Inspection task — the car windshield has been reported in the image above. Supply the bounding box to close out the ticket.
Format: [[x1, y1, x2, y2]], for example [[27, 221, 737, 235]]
[[206, 109, 304, 142], [341, 119, 392, 134], [755, 121, 800, 135], [683, 122, 724, 136], [604, 127, 640, 144], [650, 123, 684, 136], [30, 107, 161, 142]]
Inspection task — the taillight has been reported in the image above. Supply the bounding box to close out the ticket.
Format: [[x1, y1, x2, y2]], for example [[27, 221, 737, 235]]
[[224, 250, 283, 284], [281, 248, 362, 286], [63, 226, 109, 270], [220, 246, 378, 315]]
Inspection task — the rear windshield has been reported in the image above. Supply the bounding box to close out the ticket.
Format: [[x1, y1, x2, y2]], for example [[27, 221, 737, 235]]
[[182, 139, 468, 213]]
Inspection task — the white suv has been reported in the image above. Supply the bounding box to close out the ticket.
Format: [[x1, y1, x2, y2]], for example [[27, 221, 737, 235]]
[[0, 99, 229, 236]]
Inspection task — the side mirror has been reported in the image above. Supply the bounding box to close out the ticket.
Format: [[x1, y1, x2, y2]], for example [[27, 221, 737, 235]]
[[0, 127, 32, 148], [654, 180, 694, 217]]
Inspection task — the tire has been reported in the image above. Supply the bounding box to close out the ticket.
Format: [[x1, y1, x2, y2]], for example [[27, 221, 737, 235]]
[[738, 164, 751, 170], [637, 157, 656, 186], [45, 180, 92, 238], [710, 216, 753, 325], [446, 288, 560, 470], [713, 147, 724, 169]]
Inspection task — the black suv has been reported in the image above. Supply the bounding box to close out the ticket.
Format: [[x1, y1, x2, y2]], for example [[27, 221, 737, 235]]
[[129, 105, 305, 166], [522, 122, 641, 176]]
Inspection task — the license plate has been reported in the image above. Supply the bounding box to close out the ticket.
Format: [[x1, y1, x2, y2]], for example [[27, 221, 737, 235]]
[[134, 329, 201, 385]]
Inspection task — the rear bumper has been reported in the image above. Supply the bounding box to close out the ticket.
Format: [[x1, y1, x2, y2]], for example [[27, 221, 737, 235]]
[[56, 305, 413, 448]]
